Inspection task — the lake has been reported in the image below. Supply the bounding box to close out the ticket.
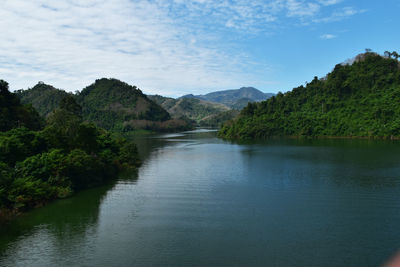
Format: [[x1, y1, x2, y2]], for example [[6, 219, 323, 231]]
[[1, 129, 400, 266]]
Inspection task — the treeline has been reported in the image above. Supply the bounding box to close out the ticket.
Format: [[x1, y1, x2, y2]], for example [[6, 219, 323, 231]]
[[0, 80, 140, 219], [219, 51, 400, 140]]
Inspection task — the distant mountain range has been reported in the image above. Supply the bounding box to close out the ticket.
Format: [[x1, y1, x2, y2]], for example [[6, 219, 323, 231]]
[[181, 87, 274, 109]]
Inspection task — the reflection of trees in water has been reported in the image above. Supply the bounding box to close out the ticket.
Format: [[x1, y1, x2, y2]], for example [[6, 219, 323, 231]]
[[0, 129, 219, 263], [0, 180, 115, 260], [0, 150, 144, 263], [240, 138, 400, 188]]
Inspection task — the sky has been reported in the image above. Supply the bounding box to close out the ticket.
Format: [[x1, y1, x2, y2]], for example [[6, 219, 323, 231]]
[[1, 0, 399, 97]]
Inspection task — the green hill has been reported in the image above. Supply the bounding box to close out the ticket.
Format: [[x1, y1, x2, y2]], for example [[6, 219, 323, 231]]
[[219, 52, 400, 140], [77, 78, 173, 131], [148, 95, 234, 126], [17, 78, 191, 133], [16, 82, 71, 118]]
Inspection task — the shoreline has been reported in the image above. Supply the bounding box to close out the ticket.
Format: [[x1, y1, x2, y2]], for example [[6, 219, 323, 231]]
[[218, 133, 400, 142]]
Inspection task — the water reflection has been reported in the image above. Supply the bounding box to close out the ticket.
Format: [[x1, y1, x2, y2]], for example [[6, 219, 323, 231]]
[[240, 138, 400, 188], [0, 182, 112, 264], [1, 131, 400, 266]]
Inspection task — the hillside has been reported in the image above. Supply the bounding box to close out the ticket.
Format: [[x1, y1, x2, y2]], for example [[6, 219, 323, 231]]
[[16, 82, 72, 118], [219, 52, 400, 140], [17, 78, 191, 133], [77, 78, 175, 131], [181, 87, 274, 109], [148, 95, 234, 126]]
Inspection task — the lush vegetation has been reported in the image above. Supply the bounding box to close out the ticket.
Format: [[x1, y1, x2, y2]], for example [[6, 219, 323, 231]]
[[0, 81, 140, 219], [219, 52, 400, 140], [0, 80, 43, 131], [17, 78, 192, 133], [15, 82, 71, 118], [148, 95, 233, 126]]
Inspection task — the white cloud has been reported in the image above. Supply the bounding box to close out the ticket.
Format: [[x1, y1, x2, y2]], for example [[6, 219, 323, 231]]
[[1, 0, 256, 95], [317, 0, 343, 6], [320, 33, 337, 39], [313, 6, 365, 23], [286, 0, 320, 17], [0, 0, 362, 95]]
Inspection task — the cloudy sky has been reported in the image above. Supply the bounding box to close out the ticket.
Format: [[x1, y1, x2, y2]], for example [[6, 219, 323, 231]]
[[1, 0, 399, 96]]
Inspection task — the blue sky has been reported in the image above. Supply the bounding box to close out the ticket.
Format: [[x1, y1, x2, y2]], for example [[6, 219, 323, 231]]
[[1, 0, 399, 96]]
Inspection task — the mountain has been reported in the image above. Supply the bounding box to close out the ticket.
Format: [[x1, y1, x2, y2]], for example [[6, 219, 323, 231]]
[[17, 78, 191, 132], [16, 82, 72, 118], [219, 52, 400, 140], [181, 87, 274, 109], [148, 95, 234, 126], [77, 78, 173, 131]]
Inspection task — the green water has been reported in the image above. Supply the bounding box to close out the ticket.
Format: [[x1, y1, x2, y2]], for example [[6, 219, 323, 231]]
[[1, 130, 400, 266]]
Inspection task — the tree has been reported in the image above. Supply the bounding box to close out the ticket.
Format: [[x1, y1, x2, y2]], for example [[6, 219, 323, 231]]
[[392, 51, 399, 60], [60, 95, 82, 118], [0, 80, 42, 131], [384, 51, 392, 58]]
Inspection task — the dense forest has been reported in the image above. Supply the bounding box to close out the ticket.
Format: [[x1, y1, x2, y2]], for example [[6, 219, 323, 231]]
[[16, 82, 72, 118], [0, 80, 140, 220], [16, 78, 192, 133], [219, 51, 400, 140]]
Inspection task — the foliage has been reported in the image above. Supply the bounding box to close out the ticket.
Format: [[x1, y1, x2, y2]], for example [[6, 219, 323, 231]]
[[219, 52, 400, 140], [0, 80, 42, 131], [0, 90, 140, 213], [15, 82, 72, 118]]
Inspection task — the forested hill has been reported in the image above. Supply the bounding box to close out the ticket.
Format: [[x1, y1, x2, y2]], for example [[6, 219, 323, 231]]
[[181, 87, 274, 109], [16, 82, 71, 118], [77, 78, 172, 131], [219, 52, 400, 140], [17, 78, 191, 132]]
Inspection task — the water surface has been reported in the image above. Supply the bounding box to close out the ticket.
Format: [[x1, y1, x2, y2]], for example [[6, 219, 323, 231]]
[[1, 130, 400, 266]]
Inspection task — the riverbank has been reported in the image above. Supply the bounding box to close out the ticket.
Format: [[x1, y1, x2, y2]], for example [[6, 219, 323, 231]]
[[219, 133, 400, 142]]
